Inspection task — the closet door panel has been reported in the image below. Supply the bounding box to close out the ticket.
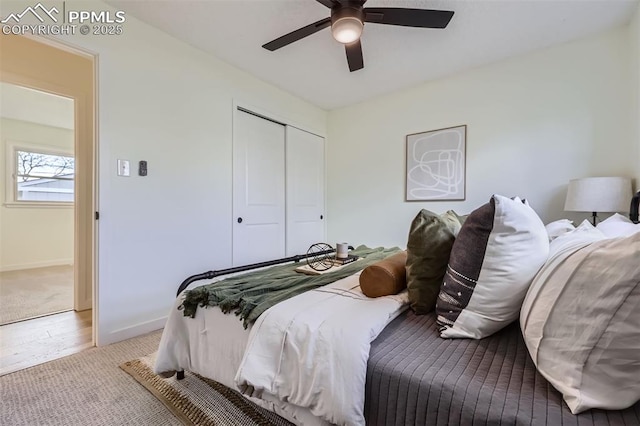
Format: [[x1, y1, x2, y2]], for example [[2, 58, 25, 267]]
[[233, 110, 285, 265], [286, 126, 325, 256]]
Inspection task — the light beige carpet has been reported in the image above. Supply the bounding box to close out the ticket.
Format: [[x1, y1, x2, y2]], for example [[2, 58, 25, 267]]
[[0, 330, 181, 426], [0, 265, 74, 325], [121, 353, 293, 426]]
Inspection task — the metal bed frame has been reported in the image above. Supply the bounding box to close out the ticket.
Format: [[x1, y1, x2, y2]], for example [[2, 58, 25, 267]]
[[175, 245, 354, 297]]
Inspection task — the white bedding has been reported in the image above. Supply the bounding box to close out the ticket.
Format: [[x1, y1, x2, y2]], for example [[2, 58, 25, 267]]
[[155, 269, 408, 426], [154, 292, 250, 389], [235, 273, 409, 426], [154, 280, 328, 425]]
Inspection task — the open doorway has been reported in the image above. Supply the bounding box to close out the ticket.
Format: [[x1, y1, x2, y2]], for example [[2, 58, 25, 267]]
[[0, 35, 96, 375], [1, 82, 76, 326]]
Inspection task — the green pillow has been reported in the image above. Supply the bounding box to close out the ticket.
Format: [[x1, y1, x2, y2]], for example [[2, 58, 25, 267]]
[[406, 210, 463, 314], [453, 211, 468, 226]]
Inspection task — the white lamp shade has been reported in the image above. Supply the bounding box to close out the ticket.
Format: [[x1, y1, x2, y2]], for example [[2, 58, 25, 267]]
[[564, 177, 632, 213]]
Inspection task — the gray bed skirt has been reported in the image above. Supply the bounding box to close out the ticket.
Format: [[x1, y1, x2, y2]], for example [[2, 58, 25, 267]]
[[365, 310, 640, 426]]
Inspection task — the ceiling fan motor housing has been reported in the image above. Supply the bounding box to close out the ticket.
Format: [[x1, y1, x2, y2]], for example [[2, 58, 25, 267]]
[[331, 4, 365, 44], [331, 4, 365, 26]]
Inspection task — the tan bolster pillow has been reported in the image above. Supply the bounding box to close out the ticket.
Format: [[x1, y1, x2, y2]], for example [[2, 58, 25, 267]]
[[359, 251, 408, 298]]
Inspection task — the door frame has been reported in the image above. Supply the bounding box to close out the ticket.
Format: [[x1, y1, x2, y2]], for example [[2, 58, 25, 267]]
[[0, 34, 98, 343]]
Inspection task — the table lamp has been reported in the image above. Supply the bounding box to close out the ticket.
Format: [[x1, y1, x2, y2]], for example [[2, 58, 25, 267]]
[[564, 177, 632, 226]]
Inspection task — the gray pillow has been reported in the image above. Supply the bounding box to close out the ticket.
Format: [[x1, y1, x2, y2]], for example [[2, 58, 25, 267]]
[[406, 210, 463, 314]]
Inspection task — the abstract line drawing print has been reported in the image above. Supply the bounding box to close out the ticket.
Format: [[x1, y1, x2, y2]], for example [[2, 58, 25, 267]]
[[406, 125, 466, 201]]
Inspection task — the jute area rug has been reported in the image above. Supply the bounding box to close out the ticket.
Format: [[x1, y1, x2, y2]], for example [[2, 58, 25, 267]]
[[0, 330, 180, 426], [121, 353, 294, 426], [0, 265, 74, 325]]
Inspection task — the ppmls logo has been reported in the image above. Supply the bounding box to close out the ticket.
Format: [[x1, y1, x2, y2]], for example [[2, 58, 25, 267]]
[[2, 2, 126, 36], [1, 2, 59, 24]]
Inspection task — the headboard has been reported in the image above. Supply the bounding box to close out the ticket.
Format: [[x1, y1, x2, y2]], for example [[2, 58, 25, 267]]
[[631, 191, 640, 224]]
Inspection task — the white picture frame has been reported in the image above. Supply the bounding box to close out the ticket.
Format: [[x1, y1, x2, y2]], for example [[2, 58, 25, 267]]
[[406, 125, 466, 201]]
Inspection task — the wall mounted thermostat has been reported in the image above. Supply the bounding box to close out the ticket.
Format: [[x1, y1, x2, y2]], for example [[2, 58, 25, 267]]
[[139, 160, 148, 176]]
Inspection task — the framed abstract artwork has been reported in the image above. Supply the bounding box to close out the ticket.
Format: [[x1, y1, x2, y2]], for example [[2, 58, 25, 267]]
[[406, 125, 466, 201]]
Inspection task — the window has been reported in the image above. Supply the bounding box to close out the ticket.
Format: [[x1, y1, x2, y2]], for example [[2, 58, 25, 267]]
[[6, 144, 74, 205]]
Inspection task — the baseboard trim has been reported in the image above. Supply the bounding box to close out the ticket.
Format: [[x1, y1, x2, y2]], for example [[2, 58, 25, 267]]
[[75, 296, 92, 312], [0, 259, 74, 272], [100, 316, 167, 346]]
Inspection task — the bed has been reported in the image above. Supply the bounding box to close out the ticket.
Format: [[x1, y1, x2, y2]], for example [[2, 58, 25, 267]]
[[155, 192, 640, 426], [155, 254, 408, 426], [155, 286, 640, 426]]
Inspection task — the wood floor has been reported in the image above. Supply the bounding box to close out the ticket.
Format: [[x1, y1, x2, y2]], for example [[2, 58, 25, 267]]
[[0, 310, 93, 376]]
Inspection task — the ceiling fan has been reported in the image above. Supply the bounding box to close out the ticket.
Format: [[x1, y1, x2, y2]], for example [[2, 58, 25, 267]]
[[262, 0, 455, 72]]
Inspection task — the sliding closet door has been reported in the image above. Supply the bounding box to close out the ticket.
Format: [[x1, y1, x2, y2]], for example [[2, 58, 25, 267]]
[[285, 126, 325, 256], [233, 110, 286, 265]]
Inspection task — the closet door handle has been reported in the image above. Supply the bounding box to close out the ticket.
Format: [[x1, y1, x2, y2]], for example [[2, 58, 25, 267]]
[[237, 217, 243, 223]]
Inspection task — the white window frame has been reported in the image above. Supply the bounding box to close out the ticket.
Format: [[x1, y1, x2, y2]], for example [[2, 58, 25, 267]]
[[4, 141, 74, 208]]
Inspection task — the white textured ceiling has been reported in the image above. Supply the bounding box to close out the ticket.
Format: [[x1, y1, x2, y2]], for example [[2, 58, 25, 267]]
[[107, 0, 639, 110]]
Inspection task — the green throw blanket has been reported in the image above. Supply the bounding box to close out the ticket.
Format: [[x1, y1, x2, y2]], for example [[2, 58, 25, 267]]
[[179, 245, 400, 328]]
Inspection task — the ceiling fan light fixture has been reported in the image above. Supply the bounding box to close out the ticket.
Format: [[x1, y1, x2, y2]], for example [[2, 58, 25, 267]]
[[261, 0, 455, 72], [331, 16, 363, 44]]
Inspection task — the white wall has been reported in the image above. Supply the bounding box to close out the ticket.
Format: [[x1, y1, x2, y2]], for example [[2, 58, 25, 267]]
[[0, 118, 74, 271], [327, 26, 635, 248], [43, 1, 327, 344], [0, 82, 75, 130]]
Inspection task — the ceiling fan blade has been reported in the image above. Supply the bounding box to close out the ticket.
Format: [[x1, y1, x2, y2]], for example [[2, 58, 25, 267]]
[[364, 8, 454, 29], [315, 0, 337, 8], [263, 17, 332, 51], [345, 40, 364, 72], [322, 0, 367, 4]]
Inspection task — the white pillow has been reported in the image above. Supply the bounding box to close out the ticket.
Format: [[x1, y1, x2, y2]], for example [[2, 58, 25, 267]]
[[597, 213, 640, 238], [544, 219, 575, 241], [436, 195, 549, 339], [521, 225, 640, 414]]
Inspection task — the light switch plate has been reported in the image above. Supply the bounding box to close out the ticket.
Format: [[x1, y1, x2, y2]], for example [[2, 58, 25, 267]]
[[117, 159, 130, 176]]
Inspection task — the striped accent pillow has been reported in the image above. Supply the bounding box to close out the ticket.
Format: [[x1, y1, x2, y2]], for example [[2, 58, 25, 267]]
[[521, 226, 640, 413], [436, 195, 549, 339]]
